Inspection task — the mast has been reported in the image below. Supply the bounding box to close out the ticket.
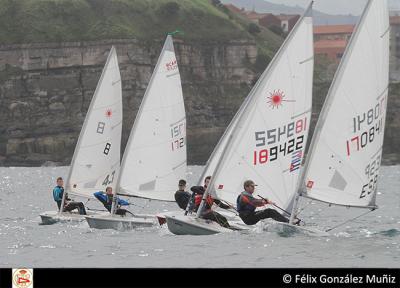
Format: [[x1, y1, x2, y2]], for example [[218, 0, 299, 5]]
[[59, 46, 118, 214], [196, 1, 314, 218]]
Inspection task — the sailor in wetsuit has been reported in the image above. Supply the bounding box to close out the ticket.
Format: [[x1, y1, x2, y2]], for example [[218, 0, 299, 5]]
[[174, 179, 191, 210], [93, 187, 129, 216], [237, 180, 300, 225], [52, 177, 87, 215], [191, 176, 232, 228]]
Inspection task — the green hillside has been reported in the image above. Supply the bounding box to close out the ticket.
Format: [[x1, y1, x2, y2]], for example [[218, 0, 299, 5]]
[[0, 0, 282, 48]]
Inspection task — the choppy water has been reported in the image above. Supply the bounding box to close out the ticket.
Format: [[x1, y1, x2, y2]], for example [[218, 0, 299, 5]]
[[0, 165, 399, 267]]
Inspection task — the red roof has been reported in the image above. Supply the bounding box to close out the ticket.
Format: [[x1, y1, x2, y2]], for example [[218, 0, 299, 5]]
[[314, 39, 348, 49], [276, 14, 300, 21], [224, 4, 242, 14], [390, 16, 400, 25], [314, 25, 355, 35], [244, 11, 267, 20]]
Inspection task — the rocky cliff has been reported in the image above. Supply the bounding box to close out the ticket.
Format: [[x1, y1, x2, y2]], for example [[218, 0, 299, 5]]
[[0, 39, 260, 166], [0, 40, 399, 167]]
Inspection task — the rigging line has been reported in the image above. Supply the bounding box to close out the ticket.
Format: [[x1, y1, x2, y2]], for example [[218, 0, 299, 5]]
[[295, 200, 313, 217], [217, 199, 239, 216], [257, 194, 291, 216], [325, 208, 376, 232]]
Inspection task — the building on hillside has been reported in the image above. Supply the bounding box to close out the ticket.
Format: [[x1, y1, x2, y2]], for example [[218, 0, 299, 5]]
[[314, 39, 348, 62], [313, 25, 354, 63], [314, 25, 355, 41], [258, 14, 281, 29], [390, 16, 400, 82], [276, 14, 300, 33], [243, 11, 266, 22], [223, 4, 299, 34]]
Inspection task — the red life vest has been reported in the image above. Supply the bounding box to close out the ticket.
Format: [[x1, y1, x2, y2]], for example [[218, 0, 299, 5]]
[[195, 194, 213, 208]]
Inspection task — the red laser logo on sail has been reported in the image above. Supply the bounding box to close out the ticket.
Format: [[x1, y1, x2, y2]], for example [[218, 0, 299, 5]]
[[105, 109, 112, 118], [267, 90, 294, 109]]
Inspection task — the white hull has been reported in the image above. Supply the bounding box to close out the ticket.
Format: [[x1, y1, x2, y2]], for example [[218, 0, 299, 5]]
[[85, 213, 157, 231], [165, 213, 249, 235], [163, 212, 328, 236], [40, 210, 108, 225]]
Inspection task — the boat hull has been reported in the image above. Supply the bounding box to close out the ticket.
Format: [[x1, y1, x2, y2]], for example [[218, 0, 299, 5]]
[[85, 214, 156, 231], [165, 214, 248, 235], [40, 210, 107, 225]]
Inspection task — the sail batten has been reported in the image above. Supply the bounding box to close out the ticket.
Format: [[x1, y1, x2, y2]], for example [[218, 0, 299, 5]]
[[116, 35, 186, 201], [300, 0, 389, 208]]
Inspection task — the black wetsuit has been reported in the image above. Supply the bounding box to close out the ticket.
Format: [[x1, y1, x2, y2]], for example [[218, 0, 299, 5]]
[[237, 191, 288, 225], [174, 190, 191, 210]]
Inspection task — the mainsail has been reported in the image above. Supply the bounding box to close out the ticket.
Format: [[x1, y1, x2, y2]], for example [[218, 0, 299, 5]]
[[300, 0, 389, 209], [66, 47, 123, 199], [116, 35, 186, 202], [202, 3, 314, 210]]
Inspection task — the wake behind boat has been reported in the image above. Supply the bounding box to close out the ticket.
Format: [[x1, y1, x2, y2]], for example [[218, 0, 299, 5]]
[[39, 46, 123, 224], [86, 35, 187, 230]]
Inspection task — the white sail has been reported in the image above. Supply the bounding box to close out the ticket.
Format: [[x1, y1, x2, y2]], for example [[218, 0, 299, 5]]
[[301, 0, 389, 208], [66, 47, 123, 198], [205, 4, 314, 210], [117, 35, 186, 201]]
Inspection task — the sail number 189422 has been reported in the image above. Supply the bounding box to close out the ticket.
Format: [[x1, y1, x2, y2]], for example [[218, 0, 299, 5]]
[[253, 117, 307, 165]]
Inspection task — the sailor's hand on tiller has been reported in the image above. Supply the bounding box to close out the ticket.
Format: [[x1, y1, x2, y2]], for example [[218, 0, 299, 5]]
[[262, 199, 275, 205]]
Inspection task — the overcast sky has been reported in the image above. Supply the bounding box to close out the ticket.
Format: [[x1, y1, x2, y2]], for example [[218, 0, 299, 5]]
[[266, 0, 398, 15]]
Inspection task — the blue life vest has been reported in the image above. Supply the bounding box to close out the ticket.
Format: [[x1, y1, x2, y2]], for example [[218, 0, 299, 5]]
[[53, 186, 64, 202], [236, 191, 256, 213], [93, 191, 129, 212]]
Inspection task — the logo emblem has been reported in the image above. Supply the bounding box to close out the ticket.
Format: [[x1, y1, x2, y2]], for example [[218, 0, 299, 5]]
[[12, 269, 33, 288], [267, 90, 295, 109], [166, 59, 178, 71]]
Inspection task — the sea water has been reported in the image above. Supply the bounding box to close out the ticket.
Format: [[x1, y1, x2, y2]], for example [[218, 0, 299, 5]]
[[0, 166, 399, 267]]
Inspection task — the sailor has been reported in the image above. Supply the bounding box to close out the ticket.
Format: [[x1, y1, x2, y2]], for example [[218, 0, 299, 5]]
[[174, 179, 191, 210], [52, 177, 87, 215], [191, 176, 232, 228], [93, 187, 129, 216], [237, 180, 299, 225]]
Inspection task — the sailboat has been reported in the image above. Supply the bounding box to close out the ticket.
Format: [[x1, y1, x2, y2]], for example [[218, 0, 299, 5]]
[[85, 35, 187, 230], [165, 2, 315, 235], [289, 0, 389, 231], [40, 47, 123, 224]]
